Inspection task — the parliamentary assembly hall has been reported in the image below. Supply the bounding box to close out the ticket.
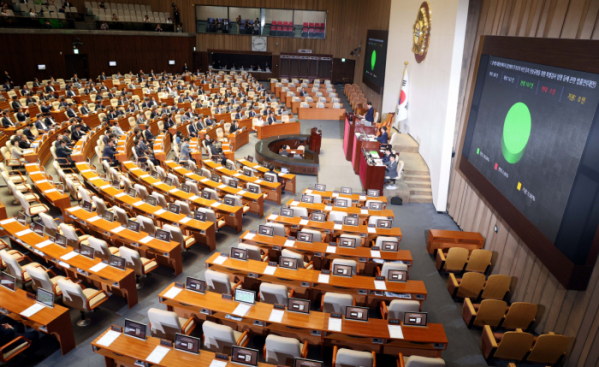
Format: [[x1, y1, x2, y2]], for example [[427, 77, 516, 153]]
[[0, 0, 596, 366]]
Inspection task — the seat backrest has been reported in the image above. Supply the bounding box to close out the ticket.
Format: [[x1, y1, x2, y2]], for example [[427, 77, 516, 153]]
[[457, 272, 486, 298], [404, 356, 446, 367], [322, 292, 354, 313], [264, 172, 277, 183], [205, 269, 231, 295], [375, 236, 398, 248], [259, 283, 288, 305], [204, 188, 219, 200], [381, 263, 408, 279], [151, 192, 168, 207], [25, 264, 53, 293], [443, 247, 469, 272], [39, 212, 58, 235], [494, 331, 534, 360], [265, 335, 301, 365], [291, 207, 308, 217], [247, 182, 261, 193], [163, 224, 185, 250], [331, 258, 357, 275], [299, 228, 322, 242], [136, 215, 156, 234], [305, 193, 321, 203], [118, 246, 143, 276], [113, 206, 129, 225], [474, 299, 507, 327], [368, 215, 387, 226], [201, 167, 212, 178], [134, 184, 148, 200], [0, 250, 23, 280], [237, 243, 262, 261], [202, 320, 236, 354], [92, 197, 109, 215], [387, 300, 420, 320], [502, 302, 538, 330], [57, 279, 89, 311], [174, 200, 192, 216], [59, 223, 80, 247], [328, 211, 347, 222], [464, 249, 493, 273], [526, 333, 569, 364], [88, 236, 113, 260], [281, 249, 305, 267], [481, 274, 511, 300], [335, 349, 373, 367], [264, 222, 286, 237], [148, 308, 181, 341]]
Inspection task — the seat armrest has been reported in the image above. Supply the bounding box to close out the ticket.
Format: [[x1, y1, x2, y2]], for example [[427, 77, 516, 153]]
[[397, 353, 406, 367], [380, 301, 388, 320], [462, 298, 476, 327], [372, 351, 377, 367], [375, 266, 382, 277], [481, 325, 498, 359], [0, 336, 31, 363], [332, 345, 338, 366], [447, 273, 460, 298], [86, 289, 108, 310], [231, 279, 243, 294], [181, 315, 196, 335], [301, 340, 309, 358], [236, 330, 249, 347], [435, 248, 446, 271]]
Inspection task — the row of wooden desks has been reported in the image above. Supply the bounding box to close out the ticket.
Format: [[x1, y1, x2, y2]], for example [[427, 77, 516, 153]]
[[236, 158, 297, 195], [301, 188, 388, 206], [24, 163, 72, 217], [74, 162, 218, 250], [159, 284, 447, 357], [285, 200, 395, 221], [206, 252, 427, 307], [256, 121, 301, 140], [23, 124, 68, 164]]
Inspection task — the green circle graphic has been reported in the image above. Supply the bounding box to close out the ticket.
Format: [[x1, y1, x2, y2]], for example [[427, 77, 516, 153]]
[[371, 50, 377, 71], [501, 102, 531, 164]]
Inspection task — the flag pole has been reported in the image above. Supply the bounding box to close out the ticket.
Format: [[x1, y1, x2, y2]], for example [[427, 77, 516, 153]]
[[395, 61, 408, 132]]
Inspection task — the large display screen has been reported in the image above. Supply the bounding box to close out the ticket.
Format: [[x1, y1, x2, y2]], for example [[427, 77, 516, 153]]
[[462, 52, 599, 271], [362, 30, 388, 94]]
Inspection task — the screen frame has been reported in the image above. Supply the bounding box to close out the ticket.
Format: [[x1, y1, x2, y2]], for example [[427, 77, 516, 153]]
[[457, 36, 599, 290], [361, 29, 389, 95], [174, 333, 201, 355], [124, 319, 147, 340], [294, 358, 324, 367], [234, 288, 256, 305], [230, 345, 259, 367]]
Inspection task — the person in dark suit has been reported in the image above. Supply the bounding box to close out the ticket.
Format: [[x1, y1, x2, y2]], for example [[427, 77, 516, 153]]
[[35, 117, 49, 132], [299, 88, 306, 97], [266, 112, 276, 125], [195, 119, 205, 131], [10, 96, 21, 112], [80, 103, 91, 115], [382, 147, 392, 165], [23, 123, 35, 141], [66, 88, 76, 97], [188, 122, 198, 137], [32, 78, 40, 87], [234, 110, 243, 120], [2, 81, 12, 91], [377, 126, 388, 146], [99, 72, 107, 81], [102, 139, 119, 167], [70, 124, 83, 141], [279, 148, 290, 157], [164, 115, 175, 130], [15, 107, 29, 122], [56, 139, 74, 166], [45, 83, 56, 93], [1, 111, 14, 127], [384, 154, 398, 185], [361, 101, 374, 123], [205, 117, 214, 127], [40, 101, 51, 114], [229, 120, 240, 133], [143, 125, 155, 144], [66, 104, 78, 118], [248, 109, 256, 118]]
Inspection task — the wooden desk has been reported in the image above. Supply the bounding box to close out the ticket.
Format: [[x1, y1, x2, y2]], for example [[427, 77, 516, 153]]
[[1, 217, 139, 309], [66, 206, 184, 276], [206, 252, 427, 307], [159, 284, 447, 357], [228, 128, 249, 151], [237, 158, 296, 195], [359, 150, 386, 193], [0, 285, 75, 355], [153, 133, 171, 163], [92, 327, 278, 366], [24, 124, 69, 164], [298, 107, 345, 121], [202, 159, 282, 205], [301, 188, 388, 207], [256, 121, 301, 140], [286, 200, 394, 222], [71, 125, 106, 163], [75, 162, 218, 250], [353, 137, 379, 174], [343, 113, 357, 161], [81, 112, 102, 129], [164, 160, 265, 218], [25, 163, 72, 217], [426, 230, 485, 254]]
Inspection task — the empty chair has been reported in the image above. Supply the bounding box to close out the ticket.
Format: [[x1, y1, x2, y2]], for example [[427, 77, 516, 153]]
[[39, 212, 61, 238], [462, 299, 508, 328], [263, 222, 287, 237], [1, 250, 44, 287], [202, 320, 248, 354], [365, 199, 384, 209], [134, 183, 148, 200], [16, 191, 49, 220], [238, 243, 267, 261], [205, 269, 241, 295], [57, 278, 108, 326], [118, 246, 158, 288], [196, 208, 226, 229], [378, 262, 408, 279], [223, 195, 250, 214], [304, 193, 322, 203], [59, 223, 90, 249], [321, 292, 354, 313], [151, 192, 168, 208], [368, 215, 388, 226], [291, 206, 308, 218], [264, 335, 308, 366], [247, 183, 267, 199], [331, 258, 357, 276], [328, 211, 347, 222], [374, 235, 399, 249], [147, 308, 196, 341], [25, 264, 66, 297], [447, 272, 486, 299], [203, 188, 219, 201], [163, 224, 195, 251], [88, 236, 119, 260], [524, 332, 568, 365], [482, 326, 535, 361], [264, 172, 277, 183], [136, 215, 156, 234], [333, 347, 374, 367], [259, 283, 292, 305], [501, 302, 538, 330], [298, 228, 322, 242], [464, 249, 493, 274], [480, 274, 511, 300], [381, 299, 421, 320], [436, 247, 469, 273], [281, 249, 312, 269], [174, 200, 192, 216], [398, 354, 446, 367], [113, 206, 129, 225], [92, 197, 112, 216]]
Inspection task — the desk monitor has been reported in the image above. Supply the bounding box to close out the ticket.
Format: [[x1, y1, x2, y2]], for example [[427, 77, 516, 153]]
[[139, 162, 146, 171], [339, 237, 357, 248], [186, 277, 206, 293], [367, 189, 380, 197], [387, 269, 407, 282], [225, 161, 234, 170], [332, 264, 353, 277], [404, 312, 428, 327], [279, 256, 299, 270], [142, 196, 156, 207], [247, 156, 254, 163], [297, 232, 313, 243], [82, 200, 93, 212], [155, 229, 171, 242], [211, 174, 220, 183], [111, 179, 120, 189], [109, 254, 126, 270], [295, 358, 324, 367], [376, 219, 392, 229], [300, 195, 314, 204], [224, 197, 235, 206], [248, 185, 259, 194], [201, 191, 212, 200], [36, 288, 54, 308], [345, 305, 369, 322], [54, 234, 67, 248], [243, 167, 253, 177], [264, 174, 274, 183], [335, 199, 349, 208], [127, 188, 137, 198], [231, 346, 259, 366], [281, 208, 294, 218], [167, 203, 180, 215], [343, 216, 359, 227], [127, 220, 141, 233], [174, 333, 200, 355], [1, 272, 16, 292], [181, 184, 191, 193], [211, 156, 220, 164], [314, 184, 326, 192], [311, 213, 325, 222], [151, 170, 159, 179], [381, 241, 399, 252], [231, 247, 248, 261], [258, 225, 274, 237], [287, 298, 310, 314], [124, 319, 147, 340], [234, 288, 256, 305], [193, 211, 207, 222], [31, 222, 44, 237], [80, 244, 95, 259], [16, 212, 27, 226], [340, 187, 353, 195], [102, 211, 115, 222], [369, 202, 383, 211], [164, 177, 174, 187]]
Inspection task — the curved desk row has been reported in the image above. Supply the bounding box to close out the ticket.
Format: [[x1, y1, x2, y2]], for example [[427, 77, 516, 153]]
[[236, 158, 296, 195], [298, 106, 346, 121], [256, 121, 301, 140], [255, 135, 319, 176], [25, 163, 72, 217], [286, 199, 394, 221], [301, 188, 388, 206]]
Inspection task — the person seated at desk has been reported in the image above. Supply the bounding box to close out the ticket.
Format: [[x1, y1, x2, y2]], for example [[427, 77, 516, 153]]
[[143, 124, 155, 144], [136, 113, 147, 126], [10, 96, 22, 112], [164, 114, 175, 131], [385, 154, 398, 188], [299, 88, 306, 97], [279, 146, 290, 157], [1, 111, 15, 128], [229, 120, 240, 133], [358, 101, 375, 124], [266, 112, 277, 125], [102, 139, 119, 167], [40, 101, 51, 114], [377, 126, 388, 147], [66, 103, 78, 118], [15, 107, 29, 123], [11, 134, 30, 149], [0, 317, 41, 362], [70, 124, 84, 141], [23, 123, 35, 141], [180, 137, 194, 162], [382, 147, 392, 165], [205, 116, 215, 127], [247, 108, 256, 118], [66, 86, 77, 98], [56, 139, 75, 166]]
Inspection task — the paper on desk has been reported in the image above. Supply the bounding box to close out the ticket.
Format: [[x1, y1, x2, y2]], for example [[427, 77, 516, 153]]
[[200, 178, 209, 183], [368, 227, 376, 234], [232, 303, 252, 317], [290, 201, 299, 206], [115, 193, 126, 198], [210, 202, 220, 208], [284, 240, 295, 247], [318, 274, 330, 284], [81, 169, 93, 173], [324, 205, 333, 211], [164, 286, 183, 299], [180, 217, 192, 224], [90, 262, 108, 273], [189, 195, 199, 201], [88, 216, 101, 222], [20, 303, 45, 317], [388, 325, 404, 339], [305, 189, 313, 194], [67, 206, 81, 212], [374, 280, 387, 290], [16, 229, 32, 236], [169, 188, 179, 193], [35, 179, 48, 184], [61, 251, 78, 261], [154, 181, 164, 186], [238, 190, 247, 195], [370, 250, 381, 258], [132, 201, 144, 206], [90, 177, 101, 181], [111, 226, 125, 233], [361, 209, 369, 214], [326, 246, 337, 253], [96, 330, 121, 347], [213, 255, 228, 265], [185, 172, 194, 176], [243, 232, 255, 240], [255, 179, 263, 183], [154, 209, 166, 215], [140, 236, 154, 244], [328, 318, 342, 332], [218, 184, 226, 189], [263, 265, 277, 275], [233, 173, 241, 177], [334, 224, 342, 230], [299, 219, 309, 225], [36, 240, 54, 248], [332, 193, 339, 198], [209, 359, 228, 367], [269, 309, 285, 323], [360, 195, 366, 201], [146, 346, 170, 364], [140, 174, 150, 179], [100, 185, 111, 190], [0, 218, 15, 225], [267, 214, 278, 220]]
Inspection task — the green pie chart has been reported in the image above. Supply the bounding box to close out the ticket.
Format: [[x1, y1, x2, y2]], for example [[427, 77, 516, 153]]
[[371, 50, 377, 70], [502, 102, 531, 164]]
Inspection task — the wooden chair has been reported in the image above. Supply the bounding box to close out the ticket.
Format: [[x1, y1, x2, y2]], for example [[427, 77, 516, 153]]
[[436, 247, 469, 272], [449, 273, 510, 300], [462, 298, 508, 328], [525, 332, 569, 365], [481, 325, 534, 361], [501, 302, 538, 330]]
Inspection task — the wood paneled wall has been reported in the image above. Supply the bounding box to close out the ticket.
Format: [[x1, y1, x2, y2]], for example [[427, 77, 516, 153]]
[[0, 33, 195, 86], [449, 1, 599, 366]]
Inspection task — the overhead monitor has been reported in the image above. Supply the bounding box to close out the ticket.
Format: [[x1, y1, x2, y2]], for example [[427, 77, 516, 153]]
[[362, 30, 388, 94], [109, 61, 117, 66], [37, 65, 46, 70], [169, 60, 176, 65]]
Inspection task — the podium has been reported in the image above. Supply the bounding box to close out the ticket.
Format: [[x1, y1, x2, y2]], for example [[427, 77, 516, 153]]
[[359, 148, 386, 192], [309, 127, 322, 154]]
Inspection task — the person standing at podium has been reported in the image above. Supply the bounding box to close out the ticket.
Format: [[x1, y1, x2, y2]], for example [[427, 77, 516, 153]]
[[359, 101, 374, 124]]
